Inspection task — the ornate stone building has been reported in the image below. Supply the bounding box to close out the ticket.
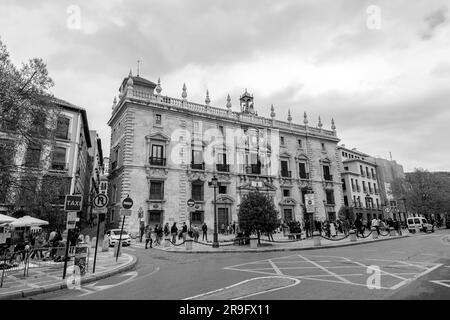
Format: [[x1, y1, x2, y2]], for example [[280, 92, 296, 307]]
[[107, 72, 344, 235]]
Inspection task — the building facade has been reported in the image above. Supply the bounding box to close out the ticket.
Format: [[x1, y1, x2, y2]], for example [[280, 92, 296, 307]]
[[338, 145, 383, 224], [0, 97, 92, 223], [107, 72, 344, 235]]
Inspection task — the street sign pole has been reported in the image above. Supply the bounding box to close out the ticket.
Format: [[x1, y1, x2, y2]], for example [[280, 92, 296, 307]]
[[62, 228, 71, 279], [93, 214, 101, 273], [116, 215, 125, 262], [92, 193, 108, 273]]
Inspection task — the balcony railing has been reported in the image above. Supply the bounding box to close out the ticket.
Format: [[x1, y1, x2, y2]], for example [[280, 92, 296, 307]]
[[367, 173, 371, 179], [216, 163, 230, 172], [50, 161, 68, 171], [149, 157, 166, 166], [356, 186, 361, 192], [246, 164, 261, 175], [191, 162, 205, 170], [299, 172, 309, 180], [351, 185, 356, 192], [111, 161, 117, 170], [369, 189, 373, 194], [363, 188, 367, 193], [324, 174, 333, 181], [281, 170, 292, 178]]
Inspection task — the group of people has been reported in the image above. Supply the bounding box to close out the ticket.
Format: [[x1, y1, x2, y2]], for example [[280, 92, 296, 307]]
[[220, 221, 237, 235], [141, 222, 212, 248]]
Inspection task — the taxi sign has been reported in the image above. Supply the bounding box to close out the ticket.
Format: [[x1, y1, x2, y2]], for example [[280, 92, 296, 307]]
[[64, 195, 83, 211]]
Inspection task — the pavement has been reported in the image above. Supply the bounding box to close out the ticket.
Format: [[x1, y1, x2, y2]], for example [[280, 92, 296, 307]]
[[131, 229, 412, 253], [0, 246, 138, 300]]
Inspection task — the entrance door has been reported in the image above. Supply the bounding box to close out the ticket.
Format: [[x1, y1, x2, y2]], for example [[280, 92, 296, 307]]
[[218, 208, 229, 231]]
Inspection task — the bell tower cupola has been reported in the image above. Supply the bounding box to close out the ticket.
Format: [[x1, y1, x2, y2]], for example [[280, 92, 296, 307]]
[[240, 89, 255, 115]]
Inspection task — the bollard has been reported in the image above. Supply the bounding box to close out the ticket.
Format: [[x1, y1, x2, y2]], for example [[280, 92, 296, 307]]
[[349, 230, 356, 242], [389, 227, 396, 237], [415, 226, 420, 234], [250, 238, 258, 249], [371, 227, 378, 239], [102, 237, 109, 252], [313, 231, 321, 246], [113, 242, 121, 258], [185, 239, 193, 250]]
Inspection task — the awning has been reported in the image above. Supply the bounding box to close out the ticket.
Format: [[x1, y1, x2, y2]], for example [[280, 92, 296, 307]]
[[10, 216, 49, 228], [0, 213, 18, 225]]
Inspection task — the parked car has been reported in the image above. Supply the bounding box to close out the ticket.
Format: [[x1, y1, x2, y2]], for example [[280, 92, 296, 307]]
[[105, 229, 131, 247], [406, 217, 434, 233]]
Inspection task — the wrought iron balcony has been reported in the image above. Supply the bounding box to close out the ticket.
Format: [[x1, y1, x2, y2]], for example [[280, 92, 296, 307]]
[[216, 163, 230, 172], [149, 157, 166, 166], [299, 172, 309, 180], [324, 174, 333, 181], [50, 161, 68, 171], [191, 162, 205, 170], [246, 164, 261, 175], [281, 170, 292, 178]]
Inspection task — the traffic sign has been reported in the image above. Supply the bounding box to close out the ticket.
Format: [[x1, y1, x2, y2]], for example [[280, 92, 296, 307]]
[[305, 194, 315, 213], [93, 207, 107, 214], [64, 195, 83, 211], [384, 207, 391, 213], [66, 212, 78, 230], [120, 209, 132, 216], [122, 197, 133, 209], [93, 193, 109, 208], [187, 199, 195, 207]]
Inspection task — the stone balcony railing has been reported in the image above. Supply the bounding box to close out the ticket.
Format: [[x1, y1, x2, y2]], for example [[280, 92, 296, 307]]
[[117, 88, 337, 139]]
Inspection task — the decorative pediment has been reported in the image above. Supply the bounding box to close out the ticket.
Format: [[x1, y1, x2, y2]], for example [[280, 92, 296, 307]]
[[295, 152, 308, 161], [320, 157, 332, 164], [238, 180, 277, 192], [146, 132, 170, 142], [214, 195, 235, 204], [279, 151, 292, 158], [279, 197, 297, 206], [187, 172, 208, 182]]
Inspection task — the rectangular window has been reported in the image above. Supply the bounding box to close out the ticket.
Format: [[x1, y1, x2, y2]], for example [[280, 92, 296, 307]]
[[192, 150, 203, 163], [283, 209, 293, 222], [299, 162, 307, 179], [191, 211, 203, 224], [326, 190, 335, 204], [342, 179, 346, 191], [112, 185, 117, 202], [280, 136, 285, 145], [283, 189, 290, 197], [344, 166, 349, 171], [323, 165, 332, 180], [194, 121, 200, 133], [321, 143, 325, 151], [344, 196, 348, 206], [150, 181, 164, 200], [25, 143, 41, 167], [110, 209, 115, 223], [362, 181, 367, 192], [376, 198, 380, 209], [218, 185, 227, 194], [155, 114, 162, 125], [55, 117, 70, 140], [366, 167, 370, 177], [281, 160, 290, 177], [51, 147, 66, 170], [360, 165, 364, 175], [298, 139, 303, 148], [192, 182, 204, 201]]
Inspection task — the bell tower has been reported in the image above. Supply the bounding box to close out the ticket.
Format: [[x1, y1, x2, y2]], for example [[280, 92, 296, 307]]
[[240, 89, 255, 115]]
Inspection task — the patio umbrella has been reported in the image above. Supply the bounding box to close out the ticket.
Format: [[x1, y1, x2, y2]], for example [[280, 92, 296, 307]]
[[0, 213, 17, 224], [10, 215, 49, 228]]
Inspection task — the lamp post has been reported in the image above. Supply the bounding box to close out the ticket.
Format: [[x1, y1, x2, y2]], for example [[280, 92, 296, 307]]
[[209, 176, 219, 248]]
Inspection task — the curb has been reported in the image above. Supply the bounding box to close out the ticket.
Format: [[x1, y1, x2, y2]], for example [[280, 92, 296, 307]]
[[158, 234, 410, 254], [0, 253, 138, 300]]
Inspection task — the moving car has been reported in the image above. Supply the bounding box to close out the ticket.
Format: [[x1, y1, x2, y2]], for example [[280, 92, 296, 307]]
[[106, 229, 131, 247], [406, 217, 434, 233]]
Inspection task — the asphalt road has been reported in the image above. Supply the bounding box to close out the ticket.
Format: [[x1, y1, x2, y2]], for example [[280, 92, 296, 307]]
[[22, 229, 450, 300]]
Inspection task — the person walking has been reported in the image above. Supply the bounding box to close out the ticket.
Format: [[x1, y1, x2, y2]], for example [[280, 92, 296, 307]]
[[145, 226, 153, 249], [193, 224, 199, 241], [232, 221, 236, 234], [153, 224, 160, 246], [354, 217, 364, 237], [181, 222, 188, 241], [171, 222, 178, 244], [164, 223, 170, 237], [372, 217, 380, 235], [202, 222, 208, 241], [330, 221, 337, 237], [139, 223, 145, 243]]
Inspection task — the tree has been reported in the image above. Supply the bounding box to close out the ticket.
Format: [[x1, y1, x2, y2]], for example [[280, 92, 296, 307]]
[[238, 190, 279, 244], [338, 205, 354, 222], [0, 38, 65, 228]]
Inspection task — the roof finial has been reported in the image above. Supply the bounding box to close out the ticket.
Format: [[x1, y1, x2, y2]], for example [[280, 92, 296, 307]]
[[156, 77, 162, 94], [205, 90, 210, 105], [226, 94, 232, 110], [287, 109, 292, 123], [137, 60, 140, 77], [128, 69, 132, 77], [112, 96, 117, 109], [270, 104, 276, 119], [303, 112, 308, 125], [318, 116, 323, 129], [182, 83, 187, 100], [331, 118, 336, 131]]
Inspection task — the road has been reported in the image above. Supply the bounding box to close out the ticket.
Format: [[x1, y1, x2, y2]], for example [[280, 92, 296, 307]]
[[22, 229, 450, 300]]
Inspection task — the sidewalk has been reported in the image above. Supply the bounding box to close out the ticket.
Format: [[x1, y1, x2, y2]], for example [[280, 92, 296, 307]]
[[0, 247, 138, 300], [150, 230, 411, 253]]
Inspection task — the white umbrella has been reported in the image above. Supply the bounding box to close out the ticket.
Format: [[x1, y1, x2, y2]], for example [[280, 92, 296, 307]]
[[10, 215, 49, 228], [0, 213, 17, 224]]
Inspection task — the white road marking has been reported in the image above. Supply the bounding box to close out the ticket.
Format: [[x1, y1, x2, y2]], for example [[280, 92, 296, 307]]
[[183, 276, 301, 300], [297, 254, 352, 284], [419, 253, 436, 256], [77, 271, 138, 297], [390, 263, 443, 290], [268, 259, 283, 275], [366, 258, 430, 270], [340, 257, 408, 281], [430, 280, 450, 288]]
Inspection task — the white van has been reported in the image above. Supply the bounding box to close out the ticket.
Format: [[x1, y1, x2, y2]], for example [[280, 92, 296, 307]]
[[407, 217, 434, 233]]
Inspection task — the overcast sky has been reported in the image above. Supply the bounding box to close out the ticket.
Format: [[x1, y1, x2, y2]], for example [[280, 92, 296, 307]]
[[1, 0, 449, 172]]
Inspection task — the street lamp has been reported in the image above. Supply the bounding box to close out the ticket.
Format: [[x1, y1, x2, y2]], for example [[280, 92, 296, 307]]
[[209, 175, 219, 248]]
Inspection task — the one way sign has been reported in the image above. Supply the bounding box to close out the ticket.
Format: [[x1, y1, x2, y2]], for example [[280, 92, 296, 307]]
[[64, 195, 83, 211]]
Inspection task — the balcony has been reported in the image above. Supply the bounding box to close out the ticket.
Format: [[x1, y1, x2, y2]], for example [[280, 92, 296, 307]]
[[323, 174, 333, 181], [111, 161, 117, 171], [351, 185, 356, 192], [356, 186, 361, 192], [299, 172, 309, 180], [191, 162, 205, 170], [367, 173, 371, 179], [216, 163, 230, 172], [360, 172, 365, 177], [50, 161, 68, 171], [246, 164, 261, 175], [281, 170, 292, 178], [369, 189, 373, 194], [363, 188, 367, 193], [149, 157, 166, 166]]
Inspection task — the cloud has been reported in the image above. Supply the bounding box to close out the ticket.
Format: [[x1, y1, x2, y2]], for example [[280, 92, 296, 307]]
[[421, 7, 448, 40]]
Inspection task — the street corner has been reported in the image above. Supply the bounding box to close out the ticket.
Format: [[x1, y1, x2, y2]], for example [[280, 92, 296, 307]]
[[184, 276, 301, 300]]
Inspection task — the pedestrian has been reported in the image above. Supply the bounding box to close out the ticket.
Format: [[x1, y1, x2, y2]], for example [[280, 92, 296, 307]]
[[221, 223, 225, 235], [232, 221, 236, 234], [202, 222, 208, 241], [372, 217, 380, 235], [354, 217, 364, 237], [164, 222, 170, 237], [153, 224, 160, 246], [193, 224, 199, 241], [145, 226, 153, 249], [171, 222, 178, 244], [139, 223, 145, 243], [181, 222, 188, 241]]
